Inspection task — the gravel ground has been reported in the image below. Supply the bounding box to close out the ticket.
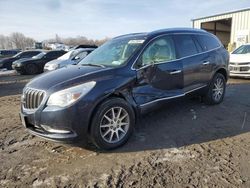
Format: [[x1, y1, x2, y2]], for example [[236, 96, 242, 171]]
[[0, 75, 249, 188]]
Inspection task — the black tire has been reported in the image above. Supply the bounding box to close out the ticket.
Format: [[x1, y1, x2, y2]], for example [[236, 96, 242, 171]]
[[25, 63, 39, 75], [6, 62, 13, 70], [204, 73, 226, 105], [90, 98, 135, 150]]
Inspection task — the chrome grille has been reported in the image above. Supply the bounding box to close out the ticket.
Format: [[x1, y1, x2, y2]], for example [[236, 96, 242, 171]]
[[23, 88, 45, 109]]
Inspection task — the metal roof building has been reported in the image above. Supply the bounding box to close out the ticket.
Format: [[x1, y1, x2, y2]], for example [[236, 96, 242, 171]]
[[192, 8, 250, 50]]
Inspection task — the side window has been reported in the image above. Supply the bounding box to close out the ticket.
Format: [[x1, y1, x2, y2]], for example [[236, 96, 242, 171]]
[[20, 52, 30, 58], [196, 35, 221, 51], [73, 51, 88, 60], [46, 52, 59, 58], [174, 35, 198, 58], [192, 36, 203, 53], [139, 36, 176, 67], [20, 51, 37, 58], [53, 51, 65, 58]]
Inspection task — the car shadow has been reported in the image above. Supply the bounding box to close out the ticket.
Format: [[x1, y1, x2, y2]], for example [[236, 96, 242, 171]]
[[109, 82, 250, 153]]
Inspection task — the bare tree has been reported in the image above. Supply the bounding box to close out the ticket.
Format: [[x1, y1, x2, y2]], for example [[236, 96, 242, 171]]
[[0, 32, 35, 50]]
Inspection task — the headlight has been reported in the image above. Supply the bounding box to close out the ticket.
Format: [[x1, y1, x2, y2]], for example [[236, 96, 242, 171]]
[[14, 62, 21, 67], [47, 81, 96, 107], [46, 64, 59, 70]]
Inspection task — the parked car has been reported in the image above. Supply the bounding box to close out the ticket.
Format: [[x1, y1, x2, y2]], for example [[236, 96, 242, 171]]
[[0, 49, 21, 59], [12, 50, 66, 74], [20, 28, 229, 150], [73, 44, 98, 50], [0, 50, 41, 70], [229, 44, 250, 78], [44, 48, 95, 71]]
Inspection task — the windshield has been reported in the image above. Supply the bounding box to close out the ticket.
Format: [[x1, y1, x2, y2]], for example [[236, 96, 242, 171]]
[[32, 52, 46, 59], [78, 37, 145, 67], [232, 45, 250, 54], [58, 50, 76, 60], [13, 51, 23, 58]]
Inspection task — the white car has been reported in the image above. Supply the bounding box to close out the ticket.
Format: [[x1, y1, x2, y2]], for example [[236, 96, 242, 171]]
[[229, 44, 250, 78], [44, 48, 95, 71]]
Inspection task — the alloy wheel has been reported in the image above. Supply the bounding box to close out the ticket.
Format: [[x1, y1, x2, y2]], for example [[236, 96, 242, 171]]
[[212, 77, 224, 102], [100, 107, 130, 144]]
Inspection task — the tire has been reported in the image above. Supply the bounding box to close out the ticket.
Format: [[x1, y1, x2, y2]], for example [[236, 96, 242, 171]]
[[90, 98, 135, 150], [204, 73, 226, 105], [6, 62, 13, 70], [25, 64, 39, 75]]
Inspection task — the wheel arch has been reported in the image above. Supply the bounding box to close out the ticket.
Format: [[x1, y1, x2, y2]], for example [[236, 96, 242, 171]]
[[214, 67, 228, 81], [87, 91, 139, 134]]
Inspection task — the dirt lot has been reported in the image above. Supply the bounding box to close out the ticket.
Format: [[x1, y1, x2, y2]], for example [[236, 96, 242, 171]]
[[0, 74, 249, 188]]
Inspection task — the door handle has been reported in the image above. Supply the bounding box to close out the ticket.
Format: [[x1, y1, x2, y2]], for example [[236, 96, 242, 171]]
[[170, 70, 182, 75], [203, 61, 210, 65]]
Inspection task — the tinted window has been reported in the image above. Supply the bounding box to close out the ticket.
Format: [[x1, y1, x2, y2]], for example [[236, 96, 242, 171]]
[[192, 36, 203, 53], [175, 35, 198, 58], [140, 36, 176, 67], [0, 50, 18, 56], [196, 34, 220, 51], [20, 51, 40, 58], [46, 51, 65, 58]]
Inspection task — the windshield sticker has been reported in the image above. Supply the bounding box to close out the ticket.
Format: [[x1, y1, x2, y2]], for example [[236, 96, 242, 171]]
[[128, 40, 145, 44]]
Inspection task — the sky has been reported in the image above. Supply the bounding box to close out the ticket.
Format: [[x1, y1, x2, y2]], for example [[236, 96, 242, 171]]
[[0, 0, 249, 41]]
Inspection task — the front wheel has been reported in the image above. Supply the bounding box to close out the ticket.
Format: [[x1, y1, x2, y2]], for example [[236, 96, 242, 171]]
[[204, 73, 226, 105], [90, 98, 135, 150], [25, 64, 39, 75]]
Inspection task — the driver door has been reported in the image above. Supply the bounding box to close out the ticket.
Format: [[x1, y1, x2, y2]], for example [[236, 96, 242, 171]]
[[132, 35, 184, 107]]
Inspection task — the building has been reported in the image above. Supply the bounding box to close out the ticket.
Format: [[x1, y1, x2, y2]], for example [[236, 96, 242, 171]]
[[192, 8, 250, 50]]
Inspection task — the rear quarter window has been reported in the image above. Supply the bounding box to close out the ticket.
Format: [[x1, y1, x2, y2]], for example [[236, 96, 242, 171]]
[[196, 34, 221, 51]]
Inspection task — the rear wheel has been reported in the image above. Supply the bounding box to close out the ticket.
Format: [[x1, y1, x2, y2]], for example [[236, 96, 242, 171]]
[[25, 64, 39, 75], [90, 98, 135, 150], [204, 73, 226, 105]]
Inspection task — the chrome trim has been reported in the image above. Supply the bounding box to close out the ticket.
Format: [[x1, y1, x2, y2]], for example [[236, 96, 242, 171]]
[[203, 61, 210, 65], [140, 85, 207, 107], [22, 87, 47, 112], [131, 33, 222, 71], [170, 70, 182, 75], [185, 85, 207, 94]]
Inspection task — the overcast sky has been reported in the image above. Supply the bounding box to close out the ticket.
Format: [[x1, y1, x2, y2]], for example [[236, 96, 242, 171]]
[[0, 0, 249, 41]]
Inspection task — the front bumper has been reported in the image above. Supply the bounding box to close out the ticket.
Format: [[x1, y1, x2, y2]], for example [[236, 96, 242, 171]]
[[20, 99, 94, 143], [229, 63, 250, 78], [12, 64, 24, 72]]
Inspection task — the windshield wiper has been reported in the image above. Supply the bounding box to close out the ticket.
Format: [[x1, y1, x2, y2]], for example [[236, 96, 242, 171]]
[[81, 63, 105, 68]]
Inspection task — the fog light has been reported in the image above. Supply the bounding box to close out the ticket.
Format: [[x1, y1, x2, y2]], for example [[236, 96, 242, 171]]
[[41, 124, 71, 134]]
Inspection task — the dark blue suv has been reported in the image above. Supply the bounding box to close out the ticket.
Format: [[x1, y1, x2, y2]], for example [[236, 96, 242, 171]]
[[20, 28, 229, 150]]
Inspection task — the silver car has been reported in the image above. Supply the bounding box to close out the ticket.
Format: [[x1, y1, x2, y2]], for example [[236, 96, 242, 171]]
[[44, 48, 95, 71]]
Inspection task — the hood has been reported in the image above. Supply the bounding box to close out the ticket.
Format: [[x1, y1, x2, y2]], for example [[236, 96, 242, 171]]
[[26, 65, 108, 91], [230, 53, 250, 63]]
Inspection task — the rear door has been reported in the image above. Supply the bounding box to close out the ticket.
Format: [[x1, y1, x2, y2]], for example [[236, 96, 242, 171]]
[[132, 35, 184, 106], [196, 34, 222, 83], [174, 34, 210, 92]]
